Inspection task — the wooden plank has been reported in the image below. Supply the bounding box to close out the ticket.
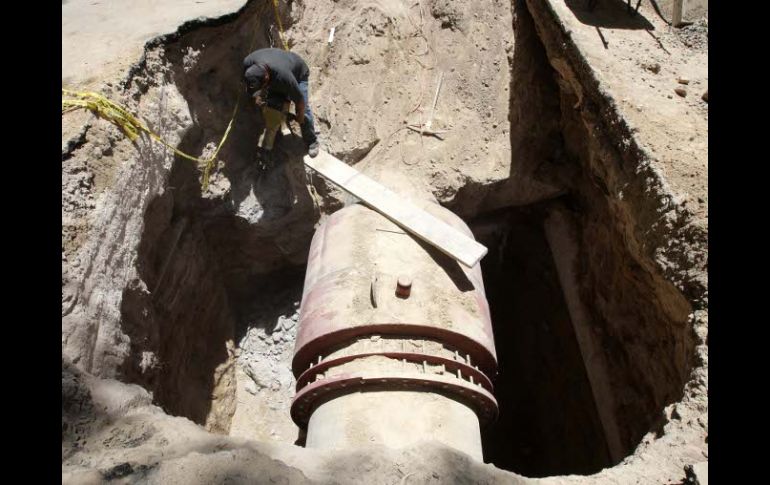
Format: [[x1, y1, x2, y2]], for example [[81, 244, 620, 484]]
[[304, 151, 488, 267]]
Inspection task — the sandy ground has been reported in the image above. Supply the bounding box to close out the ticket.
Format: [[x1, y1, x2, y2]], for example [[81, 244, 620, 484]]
[[62, 0, 247, 89]]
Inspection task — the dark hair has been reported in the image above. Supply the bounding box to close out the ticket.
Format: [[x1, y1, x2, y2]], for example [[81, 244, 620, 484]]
[[245, 64, 268, 93]]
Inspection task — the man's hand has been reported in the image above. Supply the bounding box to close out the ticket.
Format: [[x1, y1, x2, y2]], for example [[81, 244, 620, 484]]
[[252, 90, 265, 107]]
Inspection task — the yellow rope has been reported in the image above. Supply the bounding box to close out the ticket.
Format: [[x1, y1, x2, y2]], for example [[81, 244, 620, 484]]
[[61, 89, 239, 190], [271, 0, 289, 50]]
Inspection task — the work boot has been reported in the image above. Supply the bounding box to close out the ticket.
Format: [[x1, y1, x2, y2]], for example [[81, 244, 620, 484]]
[[308, 141, 320, 158]]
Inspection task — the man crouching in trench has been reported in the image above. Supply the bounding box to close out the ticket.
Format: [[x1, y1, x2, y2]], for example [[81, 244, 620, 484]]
[[243, 48, 320, 158]]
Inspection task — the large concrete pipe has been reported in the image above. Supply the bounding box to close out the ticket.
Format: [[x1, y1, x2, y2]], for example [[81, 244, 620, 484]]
[[290, 199, 498, 460]]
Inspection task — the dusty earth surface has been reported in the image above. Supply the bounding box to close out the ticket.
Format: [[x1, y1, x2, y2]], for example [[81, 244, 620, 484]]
[[62, 0, 248, 90], [62, 0, 707, 483]]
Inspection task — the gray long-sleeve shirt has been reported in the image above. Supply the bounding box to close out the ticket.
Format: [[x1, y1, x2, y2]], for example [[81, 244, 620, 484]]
[[243, 48, 310, 104]]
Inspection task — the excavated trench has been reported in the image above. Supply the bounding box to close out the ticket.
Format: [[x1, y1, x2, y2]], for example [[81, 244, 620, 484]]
[[473, 205, 609, 476], [471, 198, 692, 477], [114, 0, 696, 478]]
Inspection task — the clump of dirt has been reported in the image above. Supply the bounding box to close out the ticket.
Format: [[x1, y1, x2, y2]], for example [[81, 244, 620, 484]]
[[229, 273, 304, 445]]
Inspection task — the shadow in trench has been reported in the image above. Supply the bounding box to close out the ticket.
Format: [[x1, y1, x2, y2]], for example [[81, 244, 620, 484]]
[[564, 0, 655, 30], [118, 188, 236, 431], [471, 206, 611, 477]]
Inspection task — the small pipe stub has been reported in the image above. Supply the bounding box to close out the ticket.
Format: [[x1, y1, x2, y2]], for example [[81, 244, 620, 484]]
[[396, 275, 412, 298]]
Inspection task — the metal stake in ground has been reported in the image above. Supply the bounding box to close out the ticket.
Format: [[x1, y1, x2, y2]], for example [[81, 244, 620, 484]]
[[672, 0, 684, 27], [424, 71, 444, 133]]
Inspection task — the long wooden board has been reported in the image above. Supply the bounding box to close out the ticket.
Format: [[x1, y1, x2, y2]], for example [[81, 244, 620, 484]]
[[304, 151, 488, 267]]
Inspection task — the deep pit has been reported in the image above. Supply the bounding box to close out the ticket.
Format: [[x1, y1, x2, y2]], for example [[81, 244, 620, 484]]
[[79, 0, 699, 479], [472, 198, 693, 477], [474, 205, 609, 476]]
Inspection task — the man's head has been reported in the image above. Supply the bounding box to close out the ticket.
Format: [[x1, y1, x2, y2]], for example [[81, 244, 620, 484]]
[[244, 64, 270, 98]]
